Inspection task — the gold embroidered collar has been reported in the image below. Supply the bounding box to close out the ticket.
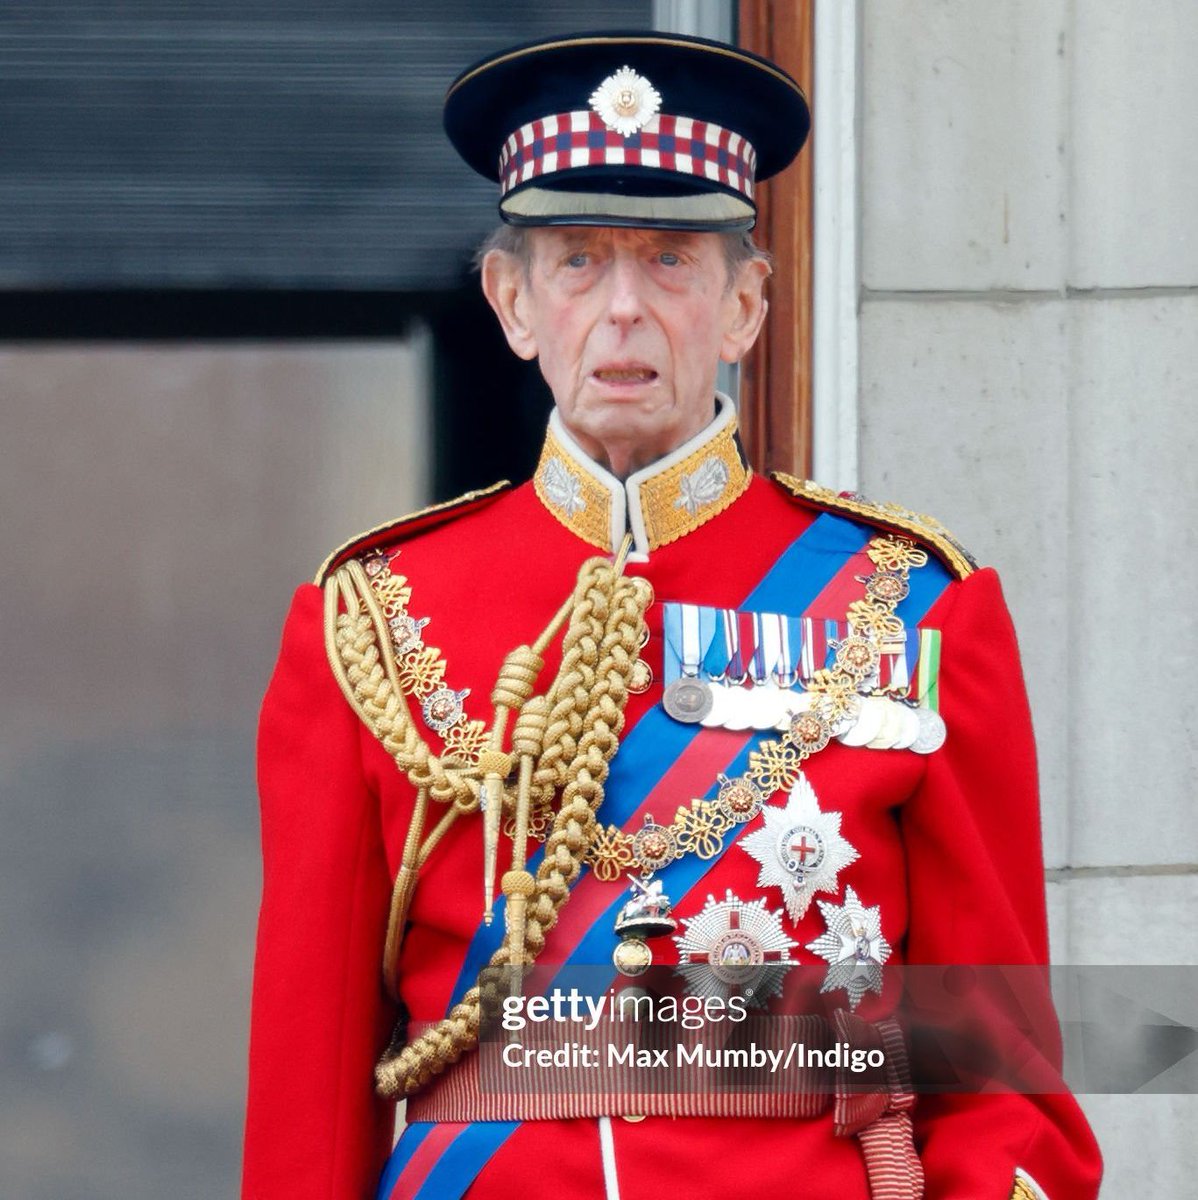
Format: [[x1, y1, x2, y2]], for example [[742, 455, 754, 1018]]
[[533, 393, 751, 555]]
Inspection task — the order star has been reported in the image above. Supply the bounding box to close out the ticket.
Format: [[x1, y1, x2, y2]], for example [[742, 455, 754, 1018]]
[[739, 772, 859, 921]]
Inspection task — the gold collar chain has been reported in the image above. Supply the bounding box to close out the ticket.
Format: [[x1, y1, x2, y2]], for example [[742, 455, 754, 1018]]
[[548, 533, 929, 880]]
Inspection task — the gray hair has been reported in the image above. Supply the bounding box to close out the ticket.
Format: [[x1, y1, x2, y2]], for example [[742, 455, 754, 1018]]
[[473, 223, 771, 288]]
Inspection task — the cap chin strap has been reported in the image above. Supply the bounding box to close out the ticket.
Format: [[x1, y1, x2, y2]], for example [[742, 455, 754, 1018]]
[[500, 184, 755, 229]]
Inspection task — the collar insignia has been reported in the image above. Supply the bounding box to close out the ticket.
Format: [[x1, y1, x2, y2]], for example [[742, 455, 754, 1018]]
[[533, 394, 750, 554]]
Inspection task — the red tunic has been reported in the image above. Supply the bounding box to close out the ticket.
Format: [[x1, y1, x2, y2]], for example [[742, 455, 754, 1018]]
[[243, 412, 1101, 1200]]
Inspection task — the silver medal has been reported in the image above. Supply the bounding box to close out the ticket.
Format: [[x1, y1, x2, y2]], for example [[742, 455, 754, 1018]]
[[805, 885, 892, 1011], [663, 677, 712, 724], [773, 689, 813, 731], [866, 697, 907, 750], [720, 680, 755, 731], [739, 772, 860, 921], [837, 695, 886, 747], [663, 604, 712, 723], [746, 612, 785, 730], [911, 707, 947, 754], [891, 702, 922, 751], [700, 678, 731, 727], [747, 681, 786, 730]]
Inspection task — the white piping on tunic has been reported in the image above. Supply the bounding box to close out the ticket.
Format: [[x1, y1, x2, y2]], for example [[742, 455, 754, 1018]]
[[1015, 1167, 1051, 1200], [597, 1115, 622, 1200]]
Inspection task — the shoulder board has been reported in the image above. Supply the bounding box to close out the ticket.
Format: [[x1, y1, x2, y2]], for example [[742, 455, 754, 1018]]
[[770, 472, 977, 580], [314, 480, 512, 585]]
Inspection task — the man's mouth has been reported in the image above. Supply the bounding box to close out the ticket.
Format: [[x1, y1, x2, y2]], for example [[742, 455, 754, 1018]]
[[592, 365, 658, 384]]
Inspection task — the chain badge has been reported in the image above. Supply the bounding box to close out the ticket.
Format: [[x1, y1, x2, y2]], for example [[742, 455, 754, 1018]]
[[422, 686, 471, 733]]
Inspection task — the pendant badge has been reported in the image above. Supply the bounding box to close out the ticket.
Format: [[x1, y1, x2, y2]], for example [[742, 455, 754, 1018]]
[[739, 772, 859, 921], [613, 876, 677, 977], [805, 885, 892, 1010], [673, 889, 797, 1007]]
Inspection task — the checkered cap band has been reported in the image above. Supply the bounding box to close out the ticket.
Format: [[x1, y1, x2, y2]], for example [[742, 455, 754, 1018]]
[[498, 111, 757, 201]]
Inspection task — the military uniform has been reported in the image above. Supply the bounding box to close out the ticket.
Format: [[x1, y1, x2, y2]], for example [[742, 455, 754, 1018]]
[[242, 30, 1100, 1200], [244, 398, 1101, 1200]]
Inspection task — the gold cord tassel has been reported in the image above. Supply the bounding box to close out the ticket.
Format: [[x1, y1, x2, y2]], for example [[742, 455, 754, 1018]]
[[368, 549, 649, 1098]]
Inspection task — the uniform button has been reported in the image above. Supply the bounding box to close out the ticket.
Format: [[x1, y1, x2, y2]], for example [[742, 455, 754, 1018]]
[[621, 1113, 646, 1123]]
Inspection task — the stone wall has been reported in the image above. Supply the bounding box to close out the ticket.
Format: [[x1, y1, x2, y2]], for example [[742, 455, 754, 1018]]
[[857, 3, 1198, 1193]]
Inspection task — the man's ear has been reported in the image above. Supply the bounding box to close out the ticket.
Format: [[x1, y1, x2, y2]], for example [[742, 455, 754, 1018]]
[[719, 257, 770, 364], [481, 249, 538, 361]]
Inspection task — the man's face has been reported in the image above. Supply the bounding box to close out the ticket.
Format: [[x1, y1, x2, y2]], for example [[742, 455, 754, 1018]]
[[482, 225, 768, 476]]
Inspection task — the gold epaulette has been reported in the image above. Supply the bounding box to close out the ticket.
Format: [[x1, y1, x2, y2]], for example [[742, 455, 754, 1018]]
[[770, 472, 977, 581], [313, 480, 512, 585]]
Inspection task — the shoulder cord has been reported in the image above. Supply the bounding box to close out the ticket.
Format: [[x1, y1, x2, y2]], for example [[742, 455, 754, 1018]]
[[322, 545, 650, 1099]]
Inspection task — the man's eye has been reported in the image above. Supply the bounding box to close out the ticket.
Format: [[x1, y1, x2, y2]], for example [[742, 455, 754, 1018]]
[[566, 253, 589, 268], [658, 251, 681, 266]]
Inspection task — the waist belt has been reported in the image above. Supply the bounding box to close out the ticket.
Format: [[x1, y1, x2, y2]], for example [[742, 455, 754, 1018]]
[[404, 1011, 925, 1200]]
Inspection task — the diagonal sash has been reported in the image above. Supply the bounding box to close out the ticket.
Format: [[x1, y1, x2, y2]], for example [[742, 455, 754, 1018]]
[[378, 1121, 520, 1200], [552, 549, 955, 988]]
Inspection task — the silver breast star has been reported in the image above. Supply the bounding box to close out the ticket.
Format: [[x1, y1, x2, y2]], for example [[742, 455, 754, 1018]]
[[805, 885, 892, 1010], [738, 772, 859, 922]]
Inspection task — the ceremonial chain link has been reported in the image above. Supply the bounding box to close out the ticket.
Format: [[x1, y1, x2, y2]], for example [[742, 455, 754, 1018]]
[[584, 534, 928, 883], [361, 548, 490, 765]]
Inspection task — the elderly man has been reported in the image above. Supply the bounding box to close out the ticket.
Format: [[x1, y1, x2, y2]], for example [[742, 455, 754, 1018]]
[[242, 31, 1101, 1200]]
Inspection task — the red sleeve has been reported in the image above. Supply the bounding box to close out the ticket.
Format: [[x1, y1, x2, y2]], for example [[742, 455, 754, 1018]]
[[242, 583, 398, 1199], [901, 566, 1102, 1199]]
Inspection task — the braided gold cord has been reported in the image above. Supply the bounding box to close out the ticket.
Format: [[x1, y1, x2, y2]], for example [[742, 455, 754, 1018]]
[[371, 558, 649, 1098]]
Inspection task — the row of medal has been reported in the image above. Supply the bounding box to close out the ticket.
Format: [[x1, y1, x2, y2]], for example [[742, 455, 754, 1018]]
[[659, 601, 946, 755], [612, 773, 891, 1012]]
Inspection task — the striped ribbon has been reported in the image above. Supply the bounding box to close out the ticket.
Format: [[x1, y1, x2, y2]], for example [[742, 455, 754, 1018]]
[[661, 612, 942, 704]]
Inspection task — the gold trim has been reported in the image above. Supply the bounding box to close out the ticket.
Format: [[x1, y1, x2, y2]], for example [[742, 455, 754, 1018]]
[[771, 473, 977, 580], [314, 481, 512, 585], [533, 433, 613, 551], [446, 35, 808, 105], [1011, 1169, 1051, 1200], [638, 426, 750, 549], [533, 417, 750, 552]]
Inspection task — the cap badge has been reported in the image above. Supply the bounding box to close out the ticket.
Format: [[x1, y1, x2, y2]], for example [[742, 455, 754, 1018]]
[[589, 66, 662, 137]]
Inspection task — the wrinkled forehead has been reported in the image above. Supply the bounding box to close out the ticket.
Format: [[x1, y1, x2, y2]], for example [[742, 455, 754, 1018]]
[[527, 225, 722, 259]]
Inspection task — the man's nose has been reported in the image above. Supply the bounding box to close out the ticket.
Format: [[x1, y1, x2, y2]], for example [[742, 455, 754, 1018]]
[[605, 255, 646, 327]]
